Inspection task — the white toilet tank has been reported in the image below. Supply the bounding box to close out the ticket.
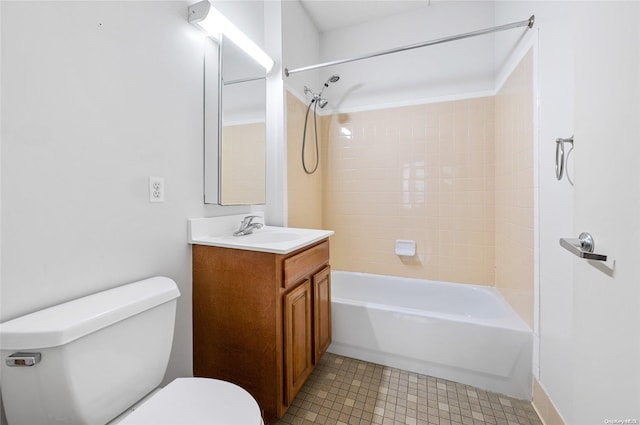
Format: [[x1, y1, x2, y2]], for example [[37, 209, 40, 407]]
[[0, 276, 181, 425]]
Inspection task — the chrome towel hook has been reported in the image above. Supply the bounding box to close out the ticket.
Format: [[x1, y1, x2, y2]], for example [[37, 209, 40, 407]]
[[555, 136, 574, 181]]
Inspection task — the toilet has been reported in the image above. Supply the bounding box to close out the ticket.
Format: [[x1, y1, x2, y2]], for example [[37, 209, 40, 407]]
[[0, 277, 263, 425]]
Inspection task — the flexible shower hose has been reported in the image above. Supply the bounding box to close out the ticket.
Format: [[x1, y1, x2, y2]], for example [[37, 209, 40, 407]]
[[302, 98, 319, 174]]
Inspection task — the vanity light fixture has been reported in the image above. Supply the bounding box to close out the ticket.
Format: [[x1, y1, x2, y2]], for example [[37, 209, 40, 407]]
[[188, 0, 275, 72]]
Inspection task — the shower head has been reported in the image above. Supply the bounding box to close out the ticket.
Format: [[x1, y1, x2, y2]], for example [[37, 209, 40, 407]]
[[324, 74, 340, 87], [318, 74, 340, 98], [304, 75, 339, 108]]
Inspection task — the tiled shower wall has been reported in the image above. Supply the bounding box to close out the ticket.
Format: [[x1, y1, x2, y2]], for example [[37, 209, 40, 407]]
[[286, 50, 533, 325], [322, 98, 496, 285], [287, 91, 324, 229], [494, 50, 534, 327]]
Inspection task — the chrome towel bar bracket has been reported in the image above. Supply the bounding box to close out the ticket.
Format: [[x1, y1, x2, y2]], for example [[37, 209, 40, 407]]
[[559, 232, 607, 261], [555, 136, 574, 181]]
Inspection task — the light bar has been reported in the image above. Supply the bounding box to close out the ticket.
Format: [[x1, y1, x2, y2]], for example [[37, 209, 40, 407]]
[[188, 1, 274, 73]]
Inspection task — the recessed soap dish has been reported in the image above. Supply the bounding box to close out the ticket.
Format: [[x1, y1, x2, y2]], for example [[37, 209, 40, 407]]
[[395, 240, 416, 257]]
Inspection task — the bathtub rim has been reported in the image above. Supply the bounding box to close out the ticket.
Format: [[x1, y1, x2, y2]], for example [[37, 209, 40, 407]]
[[331, 270, 531, 332]]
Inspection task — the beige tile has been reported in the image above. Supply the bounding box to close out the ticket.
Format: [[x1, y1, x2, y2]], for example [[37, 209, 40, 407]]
[[494, 49, 535, 324], [275, 354, 540, 425], [291, 52, 532, 296]]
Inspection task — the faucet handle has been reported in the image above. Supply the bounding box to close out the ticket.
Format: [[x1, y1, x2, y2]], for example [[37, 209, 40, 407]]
[[234, 215, 264, 236], [241, 215, 261, 226]]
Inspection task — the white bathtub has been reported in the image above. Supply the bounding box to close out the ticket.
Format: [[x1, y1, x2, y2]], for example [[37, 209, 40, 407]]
[[327, 271, 533, 400]]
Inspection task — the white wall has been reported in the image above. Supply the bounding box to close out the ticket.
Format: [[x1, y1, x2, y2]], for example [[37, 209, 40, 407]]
[[571, 2, 640, 422], [0, 1, 279, 423], [319, 1, 495, 112], [496, 2, 640, 423], [1, 0, 198, 380], [282, 0, 322, 102]]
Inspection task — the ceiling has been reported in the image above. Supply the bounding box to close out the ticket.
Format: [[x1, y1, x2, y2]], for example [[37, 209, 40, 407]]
[[299, 0, 433, 33]]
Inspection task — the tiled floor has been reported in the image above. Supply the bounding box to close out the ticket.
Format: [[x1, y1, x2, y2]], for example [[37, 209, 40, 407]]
[[273, 353, 542, 425]]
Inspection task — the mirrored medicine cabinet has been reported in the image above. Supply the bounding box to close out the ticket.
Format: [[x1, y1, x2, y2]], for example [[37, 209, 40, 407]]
[[204, 34, 267, 205]]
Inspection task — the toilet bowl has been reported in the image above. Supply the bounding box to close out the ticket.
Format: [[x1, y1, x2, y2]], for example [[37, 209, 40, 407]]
[[114, 378, 263, 425], [0, 277, 262, 425]]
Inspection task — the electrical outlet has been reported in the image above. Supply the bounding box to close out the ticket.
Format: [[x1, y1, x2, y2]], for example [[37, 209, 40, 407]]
[[149, 176, 165, 202]]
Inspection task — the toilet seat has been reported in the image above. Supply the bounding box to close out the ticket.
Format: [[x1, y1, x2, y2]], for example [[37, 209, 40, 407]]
[[118, 377, 263, 425]]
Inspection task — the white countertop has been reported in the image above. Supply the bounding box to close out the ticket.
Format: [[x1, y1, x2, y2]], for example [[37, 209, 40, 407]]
[[188, 215, 334, 254]]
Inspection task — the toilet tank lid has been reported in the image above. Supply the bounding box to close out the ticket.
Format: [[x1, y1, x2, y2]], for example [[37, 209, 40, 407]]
[[0, 276, 180, 350]]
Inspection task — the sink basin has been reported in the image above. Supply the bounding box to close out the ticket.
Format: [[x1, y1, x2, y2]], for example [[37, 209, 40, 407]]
[[188, 220, 334, 254]]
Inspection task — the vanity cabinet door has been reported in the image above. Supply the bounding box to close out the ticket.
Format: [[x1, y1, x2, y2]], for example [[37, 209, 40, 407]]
[[284, 280, 313, 405], [313, 266, 332, 362]]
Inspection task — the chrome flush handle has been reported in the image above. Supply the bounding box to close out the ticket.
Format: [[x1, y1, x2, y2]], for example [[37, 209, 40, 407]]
[[6, 352, 42, 367]]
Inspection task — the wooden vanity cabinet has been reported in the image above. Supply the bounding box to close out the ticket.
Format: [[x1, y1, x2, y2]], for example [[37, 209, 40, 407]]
[[283, 279, 313, 405], [313, 266, 332, 361], [192, 239, 331, 424]]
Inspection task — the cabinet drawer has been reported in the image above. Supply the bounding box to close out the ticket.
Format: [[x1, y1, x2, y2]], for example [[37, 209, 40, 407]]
[[283, 240, 329, 288]]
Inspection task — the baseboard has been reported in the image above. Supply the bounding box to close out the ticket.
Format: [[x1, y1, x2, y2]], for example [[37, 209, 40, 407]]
[[532, 379, 566, 425]]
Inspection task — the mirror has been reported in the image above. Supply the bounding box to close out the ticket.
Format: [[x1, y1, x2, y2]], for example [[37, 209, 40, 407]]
[[204, 34, 267, 205]]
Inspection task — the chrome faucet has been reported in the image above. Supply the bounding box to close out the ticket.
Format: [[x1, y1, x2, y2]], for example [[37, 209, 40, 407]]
[[233, 215, 264, 236]]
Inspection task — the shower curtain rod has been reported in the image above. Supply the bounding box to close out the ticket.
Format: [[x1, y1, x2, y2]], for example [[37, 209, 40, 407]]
[[284, 15, 535, 77]]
